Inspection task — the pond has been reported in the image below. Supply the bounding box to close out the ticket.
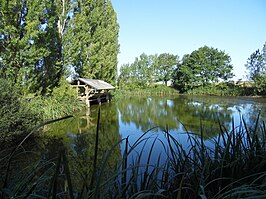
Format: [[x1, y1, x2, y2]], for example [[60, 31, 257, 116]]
[[2, 95, 266, 197], [43, 95, 265, 175]]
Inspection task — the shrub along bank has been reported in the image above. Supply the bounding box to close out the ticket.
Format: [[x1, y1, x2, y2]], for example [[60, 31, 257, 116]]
[[0, 79, 39, 140], [0, 78, 84, 140], [186, 81, 256, 96], [112, 84, 179, 99], [27, 79, 84, 121], [114, 81, 262, 98]]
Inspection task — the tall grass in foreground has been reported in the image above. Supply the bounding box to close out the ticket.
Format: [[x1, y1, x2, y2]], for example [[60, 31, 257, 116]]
[[1, 111, 266, 199]]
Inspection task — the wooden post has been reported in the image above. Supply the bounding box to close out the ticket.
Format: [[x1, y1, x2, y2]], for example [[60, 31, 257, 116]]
[[106, 93, 110, 103], [77, 80, 80, 96], [97, 97, 101, 106], [86, 99, 90, 108], [86, 107, 91, 116]]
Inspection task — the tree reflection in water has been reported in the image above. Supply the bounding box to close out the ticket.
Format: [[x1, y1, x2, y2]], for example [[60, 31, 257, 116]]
[[118, 95, 234, 137], [116, 95, 266, 177], [117, 95, 265, 137], [38, 104, 121, 193], [1, 95, 265, 197]]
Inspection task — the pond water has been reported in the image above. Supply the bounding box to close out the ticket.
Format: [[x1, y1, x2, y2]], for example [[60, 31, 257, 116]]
[[2, 95, 265, 194], [39, 95, 266, 171]]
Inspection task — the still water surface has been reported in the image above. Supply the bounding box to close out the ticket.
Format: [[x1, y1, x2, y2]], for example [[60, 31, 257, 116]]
[[42, 95, 266, 169], [3, 95, 265, 193]]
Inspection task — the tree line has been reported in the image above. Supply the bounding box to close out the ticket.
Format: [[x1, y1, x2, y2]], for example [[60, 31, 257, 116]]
[[118, 43, 266, 95], [118, 46, 234, 92], [1, 0, 265, 96], [0, 0, 119, 95], [245, 42, 266, 95]]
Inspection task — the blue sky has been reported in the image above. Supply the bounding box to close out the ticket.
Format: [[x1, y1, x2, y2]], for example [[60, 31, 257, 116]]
[[112, 0, 266, 80]]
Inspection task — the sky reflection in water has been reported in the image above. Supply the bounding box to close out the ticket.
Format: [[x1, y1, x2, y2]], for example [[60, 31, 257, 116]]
[[116, 96, 266, 168]]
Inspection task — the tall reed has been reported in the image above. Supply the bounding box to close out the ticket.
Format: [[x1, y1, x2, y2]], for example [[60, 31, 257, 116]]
[[1, 110, 265, 198]]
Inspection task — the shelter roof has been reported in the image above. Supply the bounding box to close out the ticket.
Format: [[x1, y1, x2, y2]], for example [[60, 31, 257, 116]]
[[72, 78, 115, 90]]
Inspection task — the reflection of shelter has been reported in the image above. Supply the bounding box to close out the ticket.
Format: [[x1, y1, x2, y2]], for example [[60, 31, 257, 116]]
[[71, 78, 115, 107], [78, 116, 94, 133]]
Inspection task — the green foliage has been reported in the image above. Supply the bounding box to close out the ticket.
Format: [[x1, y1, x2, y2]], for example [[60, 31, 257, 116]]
[[0, 0, 118, 95], [187, 81, 255, 96], [52, 78, 76, 98], [174, 46, 234, 92], [254, 75, 266, 95], [0, 0, 27, 81], [118, 53, 180, 89], [114, 84, 179, 99], [64, 0, 119, 85], [245, 42, 266, 95], [155, 53, 179, 85], [0, 0, 65, 95], [0, 79, 39, 139], [118, 47, 235, 95], [118, 53, 158, 89], [27, 78, 84, 121]]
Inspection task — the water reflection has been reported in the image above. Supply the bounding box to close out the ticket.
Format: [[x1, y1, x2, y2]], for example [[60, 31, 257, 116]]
[[117, 96, 265, 138], [2, 95, 265, 196], [39, 103, 121, 192], [118, 96, 232, 138], [26, 95, 266, 178], [116, 95, 266, 181]]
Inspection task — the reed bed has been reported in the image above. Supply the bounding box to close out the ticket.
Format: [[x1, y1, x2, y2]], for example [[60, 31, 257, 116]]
[[1, 110, 266, 199]]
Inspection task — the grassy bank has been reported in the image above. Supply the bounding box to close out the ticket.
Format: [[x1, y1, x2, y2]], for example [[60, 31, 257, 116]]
[[1, 109, 266, 198], [0, 78, 84, 141], [112, 85, 179, 99], [27, 79, 85, 121], [27, 94, 84, 121], [187, 82, 256, 96], [114, 81, 265, 97]]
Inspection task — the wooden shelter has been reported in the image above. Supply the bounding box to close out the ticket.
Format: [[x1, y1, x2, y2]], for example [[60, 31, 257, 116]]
[[71, 78, 115, 107]]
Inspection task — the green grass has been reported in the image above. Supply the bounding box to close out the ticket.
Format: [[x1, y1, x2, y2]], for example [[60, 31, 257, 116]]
[[112, 85, 179, 99], [187, 82, 256, 96], [28, 95, 85, 121], [1, 110, 266, 198]]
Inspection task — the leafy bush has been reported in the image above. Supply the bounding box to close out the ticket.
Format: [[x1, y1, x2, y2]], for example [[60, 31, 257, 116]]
[[28, 78, 84, 121], [254, 75, 266, 95], [0, 79, 39, 139], [187, 82, 256, 96]]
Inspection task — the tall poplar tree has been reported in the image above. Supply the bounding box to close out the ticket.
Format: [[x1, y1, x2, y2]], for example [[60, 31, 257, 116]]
[[0, 0, 27, 82], [1, 0, 118, 94], [1, 0, 66, 94], [40, 0, 63, 94], [64, 0, 92, 78], [88, 0, 119, 84], [20, 0, 50, 93], [21, 0, 65, 94], [64, 0, 119, 84]]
